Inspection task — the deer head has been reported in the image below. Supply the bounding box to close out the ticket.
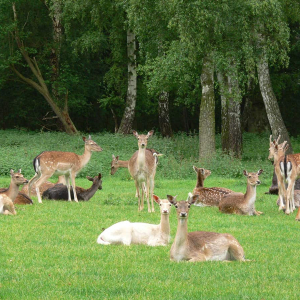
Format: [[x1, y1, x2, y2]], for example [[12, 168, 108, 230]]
[[10, 169, 28, 186], [243, 170, 263, 186], [86, 173, 102, 190], [83, 135, 103, 152], [153, 195, 172, 215], [168, 194, 199, 218], [132, 130, 154, 149], [111, 155, 119, 175]]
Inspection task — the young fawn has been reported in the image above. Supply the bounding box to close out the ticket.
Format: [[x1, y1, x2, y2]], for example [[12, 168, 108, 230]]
[[97, 195, 171, 246], [192, 166, 233, 206], [168, 194, 246, 262], [0, 169, 28, 215], [219, 170, 263, 215]]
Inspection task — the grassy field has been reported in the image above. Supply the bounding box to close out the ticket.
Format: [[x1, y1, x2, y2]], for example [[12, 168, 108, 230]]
[[1, 130, 300, 299]]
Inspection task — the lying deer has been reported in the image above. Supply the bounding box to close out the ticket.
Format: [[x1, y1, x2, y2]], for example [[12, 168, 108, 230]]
[[0, 169, 28, 215], [168, 194, 246, 262], [97, 194, 171, 246], [0, 188, 33, 205], [28, 135, 102, 203], [128, 130, 157, 212], [192, 166, 234, 206], [42, 173, 102, 201], [219, 170, 263, 215], [21, 175, 66, 197]]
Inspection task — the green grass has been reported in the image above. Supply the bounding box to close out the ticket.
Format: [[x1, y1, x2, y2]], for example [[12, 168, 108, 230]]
[[1, 130, 300, 299]]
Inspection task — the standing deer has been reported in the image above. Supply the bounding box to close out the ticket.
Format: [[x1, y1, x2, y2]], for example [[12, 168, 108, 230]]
[[42, 173, 102, 201], [168, 194, 246, 262], [27, 135, 102, 203], [128, 130, 157, 212], [0, 169, 28, 215], [97, 195, 171, 246], [192, 166, 234, 206], [219, 170, 263, 215]]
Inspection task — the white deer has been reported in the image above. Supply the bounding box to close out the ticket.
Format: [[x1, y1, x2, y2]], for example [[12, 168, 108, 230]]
[[128, 130, 157, 212], [27, 135, 102, 203], [97, 195, 171, 246], [0, 169, 28, 215], [169, 193, 246, 262]]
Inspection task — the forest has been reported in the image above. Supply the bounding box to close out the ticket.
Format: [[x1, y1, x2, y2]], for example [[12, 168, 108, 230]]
[[0, 0, 300, 158]]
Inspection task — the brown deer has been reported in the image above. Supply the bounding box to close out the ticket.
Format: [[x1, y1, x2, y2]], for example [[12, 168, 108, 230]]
[[21, 175, 66, 197], [128, 130, 157, 212], [97, 194, 171, 246], [168, 194, 246, 262], [42, 173, 102, 201], [0, 169, 28, 215], [219, 170, 263, 215], [0, 188, 33, 205], [192, 166, 234, 206], [27, 135, 102, 203]]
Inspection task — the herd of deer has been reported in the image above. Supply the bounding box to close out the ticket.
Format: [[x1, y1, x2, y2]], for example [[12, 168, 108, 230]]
[[0, 131, 299, 262]]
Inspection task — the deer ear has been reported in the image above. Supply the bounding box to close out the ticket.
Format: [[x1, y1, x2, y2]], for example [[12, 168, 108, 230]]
[[188, 193, 198, 204], [98, 173, 102, 179], [243, 170, 248, 177], [132, 130, 138, 138], [82, 136, 86, 142], [257, 169, 263, 175], [88, 135, 91, 140], [18, 169, 21, 173], [193, 166, 198, 173], [153, 194, 160, 204], [10, 169, 14, 176], [147, 130, 154, 137], [200, 168, 205, 175], [112, 154, 115, 159], [86, 176, 93, 181], [167, 195, 177, 205]]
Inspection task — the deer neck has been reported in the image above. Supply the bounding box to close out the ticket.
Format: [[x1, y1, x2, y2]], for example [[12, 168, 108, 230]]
[[159, 213, 170, 238], [196, 173, 204, 188], [79, 146, 93, 168], [137, 147, 146, 168], [173, 218, 189, 249], [6, 181, 19, 201], [80, 182, 99, 200], [119, 160, 129, 168], [244, 184, 257, 205]]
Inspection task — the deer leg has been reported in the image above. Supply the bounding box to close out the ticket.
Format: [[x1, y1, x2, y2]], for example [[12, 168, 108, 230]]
[[27, 172, 40, 197], [65, 175, 72, 202], [285, 181, 294, 215], [276, 170, 286, 211], [291, 183, 295, 211], [295, 207, 300, 221], [4, 202, 16, 215], [149, 178, 155, 213], [35, 174, 52, 203], [70, 173, 78, 202], [135, 181, 141, 211], [145, 179, 151, 213]]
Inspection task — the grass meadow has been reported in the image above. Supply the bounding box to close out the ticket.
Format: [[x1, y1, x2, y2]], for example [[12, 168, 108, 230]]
[[1, 130, 300, 299]]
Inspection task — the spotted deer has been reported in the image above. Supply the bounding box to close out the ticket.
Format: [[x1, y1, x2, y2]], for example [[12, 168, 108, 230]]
[[97, 195, 171, 246], [192, 166, 234, 206], [168, 194, 246, 262], [128, 130, 157, 212], [219, 170, 263, 215], [27, 136, 102, 203], [0, 169, 28, 215]]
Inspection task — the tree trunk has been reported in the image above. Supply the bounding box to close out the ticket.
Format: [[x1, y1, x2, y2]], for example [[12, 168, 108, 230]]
[[257, 54, 292, 152], [158, 91, 173, 137], [12, 2, 78, 135], [217, 69, 242, 158], [118, 30, 137, 134], [199, 54, 215, 160]]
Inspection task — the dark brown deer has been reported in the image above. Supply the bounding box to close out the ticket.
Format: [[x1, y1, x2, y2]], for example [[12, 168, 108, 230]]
[[28, 135, 102, 203], [192, 166, 234, 206], [219, 170, 263, 215], [168, 194, 246, 262], [0, 169, 28, 215], [42, 173, 102, 201]]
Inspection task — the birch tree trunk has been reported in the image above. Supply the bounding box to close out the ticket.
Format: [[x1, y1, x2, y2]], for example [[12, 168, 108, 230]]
[[217, 69, 242, 158], [257, 54, 292, 152], [158, 91, 173, 137], [199, 54, 215, 159], [118, 30, 137, 134]]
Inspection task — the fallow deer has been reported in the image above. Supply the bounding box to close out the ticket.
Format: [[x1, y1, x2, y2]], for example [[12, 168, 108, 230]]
[[192, 166, 234, 206], [219, 170, 263, 215], [0, 188, 33, 205], [168, 194, 246, 262], [97, 195, 171, 246], [21, 175, 66, 197], [42, 173, 102, 201], [128, 130, 157, 212], [0, 169, 28, 215], [27, 135, 102, 203]]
